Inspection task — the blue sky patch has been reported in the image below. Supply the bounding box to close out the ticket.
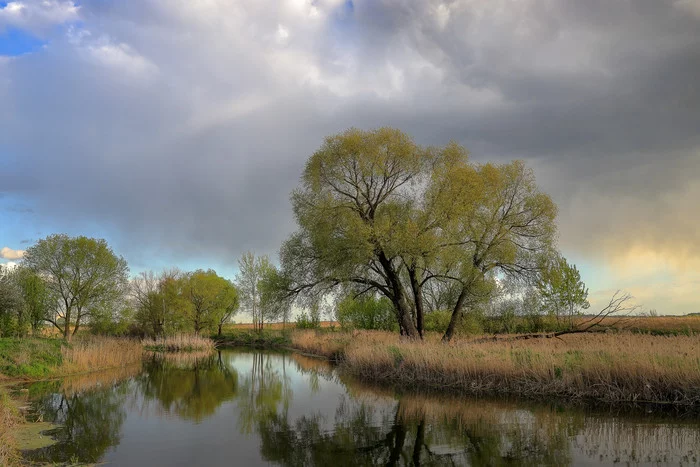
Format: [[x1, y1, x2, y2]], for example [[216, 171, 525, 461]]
[[0, 27, 47, 56]]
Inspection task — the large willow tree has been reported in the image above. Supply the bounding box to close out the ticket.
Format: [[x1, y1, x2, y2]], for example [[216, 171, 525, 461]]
[[280, 128, 557, 341]]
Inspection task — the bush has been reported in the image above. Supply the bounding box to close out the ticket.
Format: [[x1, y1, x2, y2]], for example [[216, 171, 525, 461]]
[[336, 295, 397, 331], [296, 311, 320, 329]]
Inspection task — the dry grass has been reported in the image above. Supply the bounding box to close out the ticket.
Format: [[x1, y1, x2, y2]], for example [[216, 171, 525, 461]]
[[0, 387, 22, 466], [143, 334, 216, 352], [290, 330, 353, 360], [289, 330, 700, 405], [61, 337, 143, 374], [594, 315, 700, 333]]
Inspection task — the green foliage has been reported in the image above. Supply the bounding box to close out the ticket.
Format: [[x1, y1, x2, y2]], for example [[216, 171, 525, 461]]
[[0, 265, 25, 338], [295, 311, 320, 329], [89, 304, 135, 337], [0, 338, 63, 378], [423, 310, 452, 333], [23, 234, 129, 340], [184, 269, 239, 335], [236, 252, 278, 332], [336, 295, 397, 331], [279, 127, 558, 340], [536, 255, 590, 328], [213, 329, 291, 347]]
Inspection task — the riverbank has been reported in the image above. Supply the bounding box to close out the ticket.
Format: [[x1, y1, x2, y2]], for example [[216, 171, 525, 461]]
[[0, 336, 145, 466], [257, 330, 700, 405]]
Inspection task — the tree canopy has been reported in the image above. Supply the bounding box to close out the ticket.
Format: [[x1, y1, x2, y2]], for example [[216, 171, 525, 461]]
[[23, 234, 129, 340], [278, 127, 558, 340]]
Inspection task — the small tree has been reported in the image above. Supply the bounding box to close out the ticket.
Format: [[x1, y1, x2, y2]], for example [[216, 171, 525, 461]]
[[536, 255, 589, 329], [0, 265, 24, 337], [23, 234, 129, 340], [183, 269, 238, 335], [236, 252, 273, 333], [14, 266, 52, 335]]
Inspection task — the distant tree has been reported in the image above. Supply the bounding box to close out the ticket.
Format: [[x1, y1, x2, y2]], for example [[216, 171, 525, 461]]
[[0, 265, 24, 337], [183, 269, 239, 335], [536, 255, 589, 329], [22, 234, 129, 340], [259, 264, 293, 329], [132, 269, 189, 338], [278, 128, 558, 341], [215, 278, 239, 337], [14, 266, 52, 334], [236, 252, 274, 333]]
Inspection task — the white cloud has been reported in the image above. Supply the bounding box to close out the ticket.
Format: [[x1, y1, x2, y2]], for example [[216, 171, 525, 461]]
[[0, 0, 79, 35], [0, 247, 25, 260]]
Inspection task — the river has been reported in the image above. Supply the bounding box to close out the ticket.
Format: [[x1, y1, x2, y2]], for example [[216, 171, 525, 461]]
[[18, 348, 700, 466]]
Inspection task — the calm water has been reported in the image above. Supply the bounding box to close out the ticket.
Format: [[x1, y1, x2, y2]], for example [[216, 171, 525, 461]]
[[19, 349, 700, 466]]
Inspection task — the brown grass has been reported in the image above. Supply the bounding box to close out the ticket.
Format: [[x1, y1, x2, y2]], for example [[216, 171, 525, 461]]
[[0, 387, 22, 466], [289, 330, 700, 405], [591, 315, 700, 333], [61, 337, 143, 374], [142, 334, 216, 352]]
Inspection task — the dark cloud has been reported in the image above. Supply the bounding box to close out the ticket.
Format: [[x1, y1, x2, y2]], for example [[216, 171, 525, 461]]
[[1, 0, 699, 310]]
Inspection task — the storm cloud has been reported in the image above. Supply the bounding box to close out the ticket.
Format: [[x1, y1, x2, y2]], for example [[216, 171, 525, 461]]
[[1, 0, 699, 312]]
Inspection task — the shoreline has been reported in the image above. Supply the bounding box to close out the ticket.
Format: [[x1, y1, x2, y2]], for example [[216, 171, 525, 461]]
[[217, 329, 700, 407]]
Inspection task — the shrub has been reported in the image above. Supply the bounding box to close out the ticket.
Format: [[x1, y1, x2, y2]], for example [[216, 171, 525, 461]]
[[336, 295, 397, 331], [296, 311, 320, 329]]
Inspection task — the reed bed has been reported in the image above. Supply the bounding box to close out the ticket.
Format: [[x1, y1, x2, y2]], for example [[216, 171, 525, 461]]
[[61, 337, 143, 374], [143, 334, 217, 352], [290, 330, 353, 360], [0, 388, 21, 466], [291, 331, 700, 405]]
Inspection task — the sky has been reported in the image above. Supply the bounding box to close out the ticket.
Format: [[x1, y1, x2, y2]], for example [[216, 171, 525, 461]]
[[0, 0, 699, 315]]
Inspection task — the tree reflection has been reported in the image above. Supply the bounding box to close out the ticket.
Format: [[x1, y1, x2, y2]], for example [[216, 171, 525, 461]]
[[23, 379, 130, 464], [137, 351, 238, 422], [237, 351, 293, 434]]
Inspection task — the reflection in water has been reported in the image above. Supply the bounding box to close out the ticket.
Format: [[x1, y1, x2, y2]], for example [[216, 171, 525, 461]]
[[137, 351, 238, 422], [21, 349, 700, 466], [23, 376, 130, 464]]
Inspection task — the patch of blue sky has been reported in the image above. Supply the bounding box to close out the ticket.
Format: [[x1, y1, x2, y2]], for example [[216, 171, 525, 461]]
[[329, 0, 356, 39], [0, 27, 47, 56]]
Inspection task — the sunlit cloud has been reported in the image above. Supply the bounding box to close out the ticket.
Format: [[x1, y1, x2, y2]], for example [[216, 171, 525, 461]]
[[0, 246, 25, 260]]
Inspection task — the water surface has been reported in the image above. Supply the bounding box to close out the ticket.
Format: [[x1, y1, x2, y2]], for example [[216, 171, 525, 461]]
[[21, 349, 700, 466]]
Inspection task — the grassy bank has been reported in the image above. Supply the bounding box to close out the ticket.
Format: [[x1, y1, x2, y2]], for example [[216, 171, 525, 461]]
[[287, 330, 700, 405], [0, 337, 144, 380]]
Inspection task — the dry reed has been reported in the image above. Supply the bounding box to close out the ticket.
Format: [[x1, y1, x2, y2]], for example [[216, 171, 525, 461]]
[[290, 330, 700, 405], [61, 337, 143, 374], [142, 334, 217, 352], [0, 388, 22, 466]]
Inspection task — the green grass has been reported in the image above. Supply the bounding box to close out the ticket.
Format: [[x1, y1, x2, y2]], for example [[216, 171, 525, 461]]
[[0, 338, 63, 379]]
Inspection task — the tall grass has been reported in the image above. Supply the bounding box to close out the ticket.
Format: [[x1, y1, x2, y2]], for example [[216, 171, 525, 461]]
[[61, 337, 143, 374], [143, 334, 216, 352], [0, 387, 22, 466], [289, 330, 700, 405]]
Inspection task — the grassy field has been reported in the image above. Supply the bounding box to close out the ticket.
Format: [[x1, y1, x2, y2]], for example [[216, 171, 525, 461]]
[[288, 330, 700, 405]]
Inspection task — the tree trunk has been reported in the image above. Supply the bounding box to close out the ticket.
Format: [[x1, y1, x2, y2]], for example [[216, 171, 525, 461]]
[[442, 286, 468, 342], [408, 266, 424, 338], [218, 323, 223, 337]]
